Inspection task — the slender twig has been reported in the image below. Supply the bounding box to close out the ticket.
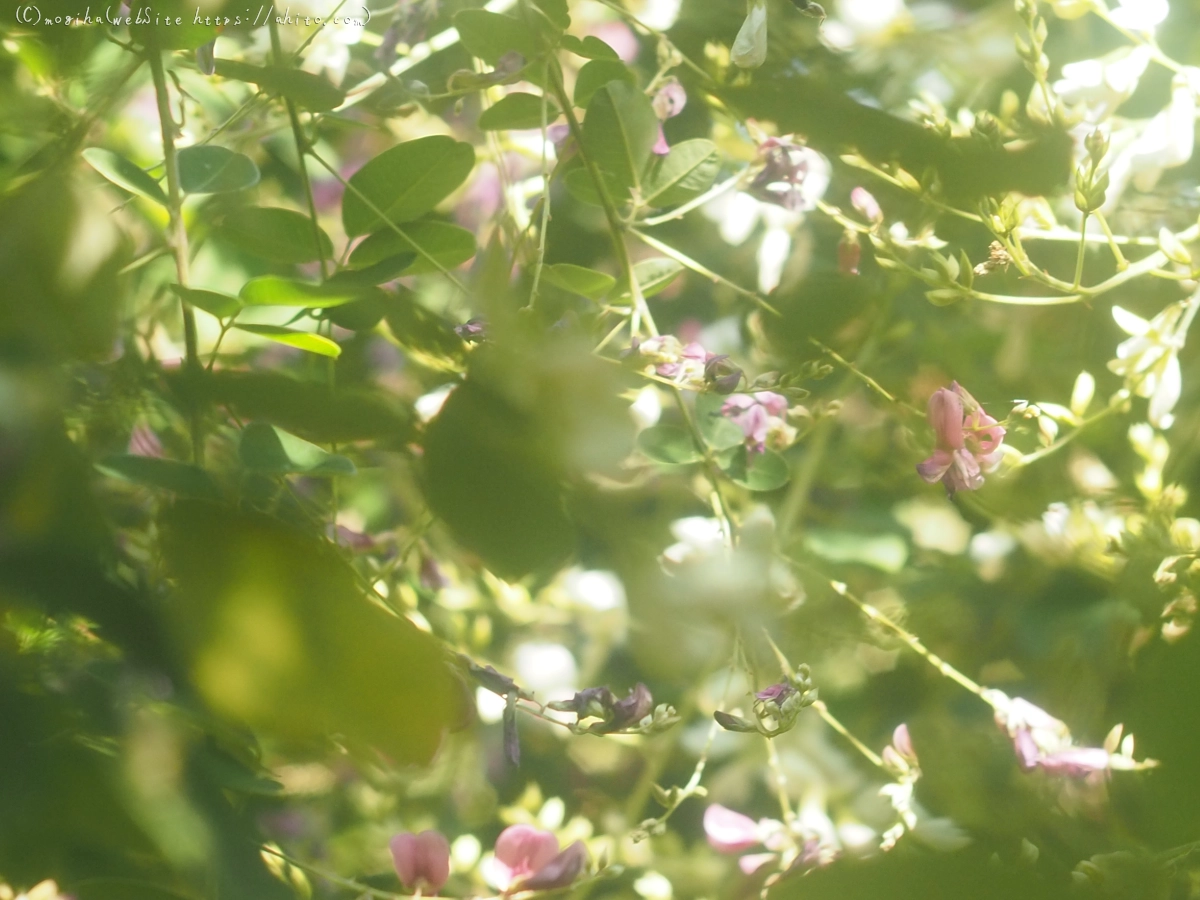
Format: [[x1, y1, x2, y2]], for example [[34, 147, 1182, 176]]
[[812, 701, 885, 770], [639, 173, 743, 226], [147, 43, 204, 465]]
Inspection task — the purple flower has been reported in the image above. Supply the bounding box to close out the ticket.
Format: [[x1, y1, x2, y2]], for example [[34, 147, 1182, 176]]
[[721, 391, 792, 454], [703, 804, 762, 853], [747, 138, 831, 212], [881, 723, 919, 774], [850, 186, 883, 223], [486, 824, 581, 892], [128, 422, 164, 458], [634, 336, 714, 388], [652, 78, 687, 120], [916, 382, 1006, 494], [390, 830, 451, 893]]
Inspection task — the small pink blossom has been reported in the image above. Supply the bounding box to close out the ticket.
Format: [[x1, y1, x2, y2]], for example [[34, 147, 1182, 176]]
[[850, 186, 883, 223], [390, 830, 451, 893], [721, 391, 792, 454], [128, 422, 164, 458], [703, 804, 761, 853], [485, 824, 561, 891], [652, 125, 671, 156], [916, 382, 1006, 494]]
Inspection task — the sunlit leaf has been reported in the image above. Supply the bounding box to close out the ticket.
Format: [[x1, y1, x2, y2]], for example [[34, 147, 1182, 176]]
[[239, 422, 355, 476], [233, 324, 341, 357], [239, 277, 362, 309], [724, 446, 790, 491], [638, 424, 701, 465], [213, 59, 345, 111], [82, 148, 168, 206], [348, 220, 477, 275], [169, 284, 242, 319], [641, 139, 721, 208], [804, 528, 908, 572], [220, 207, 334, 264], [560, 34, 620, 60], [573, 59, 635, 108], [453, 9, 541, 64], [581, 81, 658, 197], [479, 92, 559, 131], [178, 146, 260, 194], [539, 263, 616, 300]]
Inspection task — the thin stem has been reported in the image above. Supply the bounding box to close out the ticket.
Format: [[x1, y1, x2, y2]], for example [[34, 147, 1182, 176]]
[[673, 388, 738, 544], [812, 700, 885, 770], [544, 56, 653, 336], [1094, 211, 1129, 270], [1072, 212, 1089, 291], [529, 62, 552, 308], [639, 172, 743, 226], [269, 19, 329, 280], [147, 44, 204, 465], [1016, 398, 1124, 466], [630, 227, 781, 318], [764, 734, 795, 826], [809, 339, 921, 416]]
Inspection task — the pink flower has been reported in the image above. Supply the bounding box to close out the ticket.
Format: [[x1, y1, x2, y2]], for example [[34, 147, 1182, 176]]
[[485, 824, 567, 891], [850, 186, 883, 223], [652, 125, 671, 156], [721, 391, 792, 454], [881, 723, 919, 774], [916, 382, 1006, 494], [390, 830, 451, 894], [703, 804, 761, 853], [128, 421, 164, 458]]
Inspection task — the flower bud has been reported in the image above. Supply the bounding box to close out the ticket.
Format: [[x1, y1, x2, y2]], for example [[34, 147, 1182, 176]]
[[391, 831, 452, 893]]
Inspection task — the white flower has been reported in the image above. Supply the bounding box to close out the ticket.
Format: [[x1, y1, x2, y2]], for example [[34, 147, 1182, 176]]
[[299, 19, 362, 84], [1108, 302, 1189, 429], [1107, 0, 1170, 34], [1053, 45, 1152, 123], [732, 0, 769, 69], [822, 0, 908, 50]]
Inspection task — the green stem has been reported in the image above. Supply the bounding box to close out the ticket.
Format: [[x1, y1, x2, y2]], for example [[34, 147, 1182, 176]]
[[812, 700, 885, 770], [147, 44, 204, 465], [1072, 211, 1089, 291]]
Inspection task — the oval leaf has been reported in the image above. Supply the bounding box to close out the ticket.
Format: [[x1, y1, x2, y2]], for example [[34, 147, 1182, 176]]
[[213, 59, 345, 111], [582, 81, 659, 198], [613, 258, 684, 300], [726, 446, 790, 491], [97, 455, 220, 498], [561, 34, 620, 60], [573, 59, 635, 108], [452, 9, 540, 64], [342, 136, 475, 237], [170, 284, 242, 319], [82, 148, 168, 207], [178, 145, 260, 194], [233, 323, 341, 357], [349, 220, 477, 275], [641, 139, 720, 208], [221, 207, 334, 264], [239, 422, 356, 476], [638, 424, 701, 465], [479, 92, 559, 131], [540, 263, 616, 300], [239, 277, 362, 309]]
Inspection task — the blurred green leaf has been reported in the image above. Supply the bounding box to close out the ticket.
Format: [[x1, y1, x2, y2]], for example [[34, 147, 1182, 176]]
[[82, 148, 168, 206], [573, 59, 635, 108], [349, 220, 477, 275], [560, 34, 619, 60], [169, 284, 242, 319], [239, 277, 361, 309], [160, 501, 466, 764], [178, 146, 260, 194], [452, 10, 541, 64], [613, 258, 683, 299], [239, 423, 355, 476], [342, 136, 475, 237], [232, 324, 341, 357], [96, 455, 220, 498], [540, 263, 616, 300], [725, 446, 790, 491], [479, 92, 559, 130], [581, 81, 658, 198], [213, 59, 345, 111], [695, 393, 747, 450], [638, 424, 701, 465], [641, 139, 720, 208], [382, 288, 467, 372], [220, 207, 334, 264], [804, 528, 908, 572]]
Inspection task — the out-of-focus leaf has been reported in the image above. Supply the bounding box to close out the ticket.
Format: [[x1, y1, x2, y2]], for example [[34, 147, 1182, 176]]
[[638, 424, 701, 465], [170, 284, 242, 319], [479, 92, 559, 130], [452, 9, 541, 64], [239, 422, 355, 476], [319, 286, 389, 330], [178, 146, 260, 194], [613, 258, 683, 299], [232, 324, 341, 357], [213, 59, 345, 111], [533, 0, 570, 30], [382, 288, 467, 372], [560, 34, 619, 60], [804, 528, 908, 572], [725, 446, 790, 492], [540, 263, 616, 300], [183, 371, 413, 444], [220, 207, 334, 264], [695, 393, 747, 450], [96, 455, 220, 498], [573, 59, 635, 108], [581, 81, 658, 198], [82, 148, 168, 206], [641, 139, 720, 208], [349, 220, 477, 274], [238, 277, 361, 309], [332, 253, 418, 286], [159, 501, 466, 764], [196, 745, 285, 797], [342, 136, 475, 237]]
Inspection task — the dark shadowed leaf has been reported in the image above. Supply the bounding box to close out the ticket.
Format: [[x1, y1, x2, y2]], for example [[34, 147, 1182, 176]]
[[178, 146, 260, 194], [97, 455, 221, 498], [170, 284, 242, 319], [82, 148, 168, 206], [213, 59, 345, 111], [239, 422, 355, 476]]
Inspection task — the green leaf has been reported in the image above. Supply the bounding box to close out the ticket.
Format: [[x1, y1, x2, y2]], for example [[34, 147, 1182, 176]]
[[725, 446, 790, 491], [452, 9, 540, 64], [695, 393, 747, 450], [97, 455, 220, 499], [330, 254, 417, 287], [213, 59, 345, 111], [82, 148, 168, 206], [539, 263, 616, 300], [196, 746, 286, 798], [533, 0, 570, 31], [574, 59, 635, 108], [641, 139, 721, 208], [220, 207, 334, 264], [342, 136, 475, 237], [804, 528, 909, 573], [233, 324, 342, 357], [130, 20, 218, 50], [563, 166, 623, 207], [239, 422, 356, 476], [382, 288, 467, 372], [561, 34, 620, 60], [613, 258, 684, 299], [160, 501, 467, 765], [238, 277, 362, 309], [320, 289, 389, 330], [637, 424, 701, 465], [479, 92, 559, 130], [169, 284, 242, 319], [177, 145, 260, 194], [581, 81, 659, 197], [183, 370, 413, 444], [349, 220, 477, 275]]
